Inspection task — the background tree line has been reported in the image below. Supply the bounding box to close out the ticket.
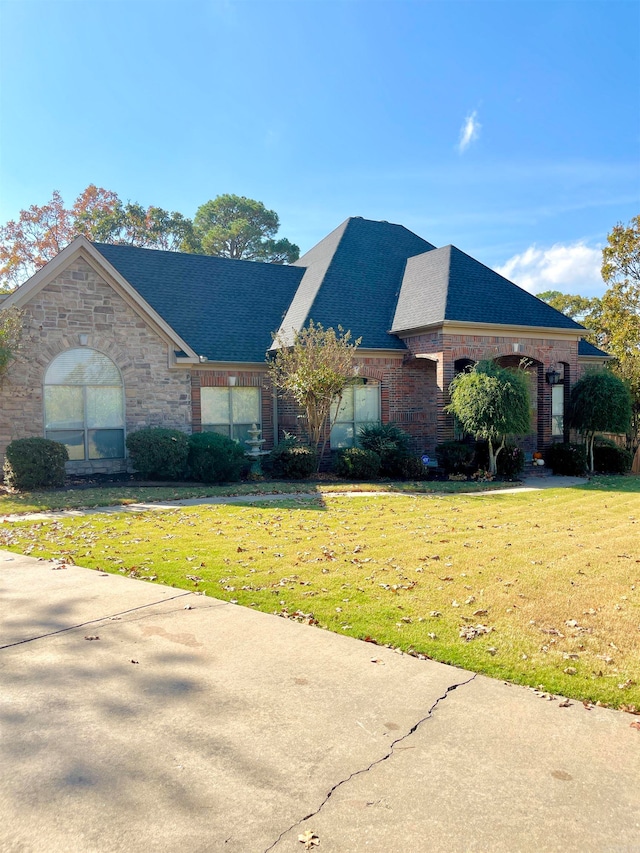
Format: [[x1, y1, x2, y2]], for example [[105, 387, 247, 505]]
[[0, 186, 300, 291], [538, 215, 640, 448]]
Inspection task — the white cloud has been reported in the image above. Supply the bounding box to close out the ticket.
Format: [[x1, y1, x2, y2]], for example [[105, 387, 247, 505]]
[[457, 110, 481, 153], [495, 241, 604, 297]]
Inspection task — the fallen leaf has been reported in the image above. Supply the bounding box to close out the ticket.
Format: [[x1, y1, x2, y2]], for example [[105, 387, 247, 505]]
[[84, 636, 100, 641], [559, 698, 572, 708], [298, 829, 320, 849]]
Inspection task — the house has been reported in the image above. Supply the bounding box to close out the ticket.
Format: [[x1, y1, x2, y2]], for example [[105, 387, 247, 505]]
[[0, 217, 609, 475]]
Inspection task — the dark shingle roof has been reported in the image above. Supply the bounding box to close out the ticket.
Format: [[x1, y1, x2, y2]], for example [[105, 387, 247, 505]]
[[578, 339, 610, 358], [392, 245, 585, 333], [274, 217, 435, 349], [93, 243, 304, 362]]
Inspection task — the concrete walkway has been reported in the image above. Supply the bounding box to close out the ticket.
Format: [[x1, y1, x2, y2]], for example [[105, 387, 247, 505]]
[[0, 476, 589, 523], [1, 548, 637, 853]]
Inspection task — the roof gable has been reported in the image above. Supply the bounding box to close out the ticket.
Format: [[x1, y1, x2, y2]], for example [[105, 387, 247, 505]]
[[94, 243, 305, 363], [274, 217, 435, 349], [392, 244, 585, 333]]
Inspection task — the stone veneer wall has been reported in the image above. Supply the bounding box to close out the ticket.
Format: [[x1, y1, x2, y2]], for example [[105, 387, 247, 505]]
[[0, 258, 191, 475]]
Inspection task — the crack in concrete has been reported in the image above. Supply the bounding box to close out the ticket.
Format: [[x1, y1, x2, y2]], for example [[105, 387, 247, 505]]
[[263, 672, 477, 852], [0, 591, 194, 650]]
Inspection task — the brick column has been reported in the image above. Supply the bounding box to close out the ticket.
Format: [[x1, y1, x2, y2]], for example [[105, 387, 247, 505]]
[[436, 352, 456, 445]]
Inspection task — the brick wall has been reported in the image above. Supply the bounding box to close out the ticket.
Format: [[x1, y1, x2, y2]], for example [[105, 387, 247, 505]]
[[0, 259, 191, 475]]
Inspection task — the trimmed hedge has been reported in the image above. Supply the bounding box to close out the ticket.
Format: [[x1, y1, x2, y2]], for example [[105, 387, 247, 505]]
[[3, 437, 68, 490], [333, 447, 381, 480], [358, 423, 412, 478], [188, 432, 248, 483], [263, 437, 318, 479], [435, 441, 475, 475], [593, 439, 633, 474], [545, 443, 587, 476], [126, 427, 190, 480]]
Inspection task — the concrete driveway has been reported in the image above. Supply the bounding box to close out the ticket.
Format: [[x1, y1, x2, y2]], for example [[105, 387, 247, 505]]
[[1, 549, 638, 853]]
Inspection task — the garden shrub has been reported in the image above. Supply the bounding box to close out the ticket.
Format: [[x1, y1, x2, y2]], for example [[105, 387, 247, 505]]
[[435, 441, 475, 474], [475, 441, 524, 480], [358, 422, 412, 478], [593, 438, 633, 474], [333, 447, 381, 480], [125, 427, 190, 480], [399, 454, 430, 480], [3, 437, 68, 490], [188, 432, 248, 483], [263, 436, 318, 479], [545, 442, 587, 476]]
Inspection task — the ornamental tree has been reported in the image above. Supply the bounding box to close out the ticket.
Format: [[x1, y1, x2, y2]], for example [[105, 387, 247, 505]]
[[446, 360, 531, 476], [269, 321, 361, 463], [567, 370, 632, 473]]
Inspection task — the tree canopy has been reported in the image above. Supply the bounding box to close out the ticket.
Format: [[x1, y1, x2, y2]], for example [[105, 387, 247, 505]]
[[568, 371, 632, 472], [446, 360, 531, 475], [1, 187, 299, 291], [269, 321, 361, 462], [193, 194, 299, 263], [0, 306, 24, 382], [539, 215, 640, 447]]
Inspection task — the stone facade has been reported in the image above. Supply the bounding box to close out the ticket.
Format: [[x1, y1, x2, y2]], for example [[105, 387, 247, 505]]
[[0, 259, 191, 475]]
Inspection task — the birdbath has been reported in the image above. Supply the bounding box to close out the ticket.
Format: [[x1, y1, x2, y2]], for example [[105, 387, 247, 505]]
[[245, 423, 268, 476]]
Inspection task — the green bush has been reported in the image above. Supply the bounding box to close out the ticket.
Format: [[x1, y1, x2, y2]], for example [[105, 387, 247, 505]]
[[475, 441, 525, 480], [126, 427, 189, 480], [263, 436, 318, 479], [358, 422, 412, 478], [3, 437, 68, 490], [188, 432, 248, 483], [435, 441, 475, 474], [593, 439, 633, 474], [400, 455, 430, 480], [545, 442, 588, 476], [333, 447, 381, 480]]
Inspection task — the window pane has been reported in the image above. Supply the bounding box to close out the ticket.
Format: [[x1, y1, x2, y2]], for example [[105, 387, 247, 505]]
[[45, 348, 120, 385], [88, 429, 124, 459], [44, 386, 83, 429], [332, 388, 354, 422], [552, 385, 564, 436], [331, 422, 354, 448], [355, 385, 380, 423], [86, 386, 124, 428], [202, 424, 231, 438], [232, 423, 253, 445], [201, 388, 230, 425], [46, 430, 85, 461], [232, 388, 260, 425]]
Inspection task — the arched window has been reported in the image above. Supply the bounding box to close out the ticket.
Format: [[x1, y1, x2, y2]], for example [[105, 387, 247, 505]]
[[44, 348, 125, 461]]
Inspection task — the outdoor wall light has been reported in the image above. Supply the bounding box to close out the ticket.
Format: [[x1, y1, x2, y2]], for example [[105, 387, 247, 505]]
[[546, 367, 561, 386], [228, 376, 237, 386], [79, 334, 88, 346], [198, 355, 208, 363]]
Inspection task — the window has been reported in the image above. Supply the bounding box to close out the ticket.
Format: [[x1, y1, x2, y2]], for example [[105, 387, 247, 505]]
[[44, 348, 124, 460], [330, 383, 380, 448], [552, 384, 564, 436], [201, 386, 261, 444]]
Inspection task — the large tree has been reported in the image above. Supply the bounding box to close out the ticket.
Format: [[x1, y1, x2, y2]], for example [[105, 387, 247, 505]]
[[0, 307, 24, 382], [269, 321, 360, 462], [193, 194, 299, 263], [567, 371, 632, 472], [446, 360, 531, 476]]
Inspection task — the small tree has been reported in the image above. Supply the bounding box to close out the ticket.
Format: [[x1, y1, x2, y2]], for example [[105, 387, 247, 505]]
[[567, 370, 632, 473], [0, 306, 24, 382], [446, 360, 531, 476], [269, 321, 361, 463]]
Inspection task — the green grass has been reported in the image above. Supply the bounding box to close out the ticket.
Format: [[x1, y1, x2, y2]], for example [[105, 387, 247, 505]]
[[0, 477, 509, 515], [2, 476, 639, 709]]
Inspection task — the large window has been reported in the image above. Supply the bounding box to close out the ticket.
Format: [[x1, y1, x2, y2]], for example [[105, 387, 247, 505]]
[[552, 384, 564, 436], [330, 383, 380, 448], [44, 348, 124, 460], [201, 386, 261, 444]]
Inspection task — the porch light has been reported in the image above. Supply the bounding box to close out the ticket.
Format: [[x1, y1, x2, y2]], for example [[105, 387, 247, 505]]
[[228, 376, 237, 386], [546, 367, 561, 386]]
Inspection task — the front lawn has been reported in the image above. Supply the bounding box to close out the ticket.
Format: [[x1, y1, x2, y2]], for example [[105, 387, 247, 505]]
[[0, 477, 509, 516], [2, 477, 639, 709]]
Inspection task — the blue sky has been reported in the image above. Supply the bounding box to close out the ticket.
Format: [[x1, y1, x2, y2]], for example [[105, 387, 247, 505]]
[[1, 0, 638, 296]]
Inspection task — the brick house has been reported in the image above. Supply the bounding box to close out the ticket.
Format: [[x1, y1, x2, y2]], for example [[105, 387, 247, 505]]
[[0, 217, 608, 475]]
